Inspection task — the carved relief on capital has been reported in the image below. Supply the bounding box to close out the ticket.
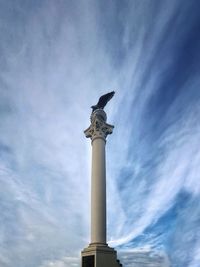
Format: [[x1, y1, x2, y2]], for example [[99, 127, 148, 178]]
[[84, 112, 114, 141]]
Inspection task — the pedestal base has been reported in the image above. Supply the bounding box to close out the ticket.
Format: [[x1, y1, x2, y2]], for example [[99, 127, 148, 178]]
[[81, 243, 122, 267]]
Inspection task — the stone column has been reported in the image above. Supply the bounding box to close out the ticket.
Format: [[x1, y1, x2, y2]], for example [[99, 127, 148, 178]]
[[84, 109, 114, 245]]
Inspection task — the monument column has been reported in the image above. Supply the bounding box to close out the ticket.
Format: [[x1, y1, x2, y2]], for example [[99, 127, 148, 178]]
[[81, 105, 122, 267], [84, 109, 113, 245]]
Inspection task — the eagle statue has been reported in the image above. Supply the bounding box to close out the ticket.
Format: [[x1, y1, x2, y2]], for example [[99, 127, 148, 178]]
[[91, 91, 115, 112]]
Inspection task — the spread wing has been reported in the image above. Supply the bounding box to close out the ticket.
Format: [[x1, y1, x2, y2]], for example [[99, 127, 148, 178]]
[[97, 91, 115, 109]]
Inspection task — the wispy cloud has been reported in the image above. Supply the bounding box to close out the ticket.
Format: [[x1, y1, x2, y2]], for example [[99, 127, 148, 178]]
[[39, 255, 79, 267], [0, 1, 200, 266], [118, 248, 170, 267]]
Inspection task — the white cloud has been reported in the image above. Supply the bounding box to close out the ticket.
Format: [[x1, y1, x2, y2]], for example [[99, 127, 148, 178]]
[[109, 94, 200, 247], [118, 248, 170, 267], [39, 255, 79, 267], [0, 1, 199, 267]]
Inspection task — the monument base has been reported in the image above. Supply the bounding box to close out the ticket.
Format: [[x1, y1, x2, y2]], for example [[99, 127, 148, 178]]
[[81, 243, 122, 267]]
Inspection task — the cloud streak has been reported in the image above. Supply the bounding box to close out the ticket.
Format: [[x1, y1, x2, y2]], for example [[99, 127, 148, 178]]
[[0, 1, 200, 266]]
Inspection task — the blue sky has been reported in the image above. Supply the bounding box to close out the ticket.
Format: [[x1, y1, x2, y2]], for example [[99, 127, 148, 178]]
[[0, 1, 200, 266]]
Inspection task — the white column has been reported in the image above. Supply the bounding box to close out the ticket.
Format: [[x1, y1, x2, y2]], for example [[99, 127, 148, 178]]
[[84, 109, 114, 245], [91, 136, 106, 244]]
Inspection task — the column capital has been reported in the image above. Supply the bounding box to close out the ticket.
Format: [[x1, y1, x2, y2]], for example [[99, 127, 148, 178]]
[[84, 109, 114, 141]]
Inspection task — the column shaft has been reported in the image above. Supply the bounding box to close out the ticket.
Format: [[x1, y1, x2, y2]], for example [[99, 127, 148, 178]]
[[91, 137, 106, 244]]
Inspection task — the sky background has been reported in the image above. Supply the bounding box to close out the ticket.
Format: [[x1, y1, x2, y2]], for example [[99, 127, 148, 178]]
[[0, 1, 200, 267]]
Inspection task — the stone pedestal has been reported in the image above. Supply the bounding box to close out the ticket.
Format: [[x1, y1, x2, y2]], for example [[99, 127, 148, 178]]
[[83, 109, 122, 267], [81, 244, 122, 267]]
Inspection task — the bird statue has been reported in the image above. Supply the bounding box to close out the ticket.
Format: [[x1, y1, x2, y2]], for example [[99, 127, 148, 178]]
[[91, 91, 115, 113]]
